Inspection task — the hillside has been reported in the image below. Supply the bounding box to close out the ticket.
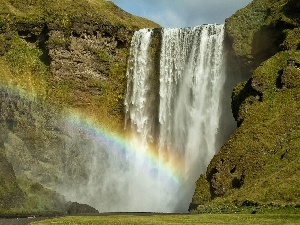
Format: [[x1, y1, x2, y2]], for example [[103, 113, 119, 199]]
[[0, 0, 159, 215], [191, 0, 300, 212]]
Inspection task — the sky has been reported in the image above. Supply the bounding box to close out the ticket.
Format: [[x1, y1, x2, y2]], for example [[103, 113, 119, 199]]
[[111, 0, 253, 28]]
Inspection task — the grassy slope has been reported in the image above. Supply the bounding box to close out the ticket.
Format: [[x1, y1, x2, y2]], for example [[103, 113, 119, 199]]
[[192, 0, 300, 211], [30, 213, 300, 225], [0, 0, 158, 29]]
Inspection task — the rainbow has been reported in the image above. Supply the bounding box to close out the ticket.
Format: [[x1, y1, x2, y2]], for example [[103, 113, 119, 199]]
[[63, 110, 185, 187], [0, 77, 184, 189], [0, 36, 186, 202]]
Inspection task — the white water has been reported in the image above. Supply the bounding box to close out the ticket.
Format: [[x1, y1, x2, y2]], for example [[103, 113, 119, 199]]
[[57, 24, 231, 213], [125, 25, 227, 212]]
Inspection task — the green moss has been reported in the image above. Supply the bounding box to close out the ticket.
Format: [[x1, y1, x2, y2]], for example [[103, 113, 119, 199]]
[[281, 28, 300, 50], [251, 54, 286, 95], [97, 50, 111, 62], [281, 66, 300, 88], [192, 175, 211, 206], [0, 33, 48, 102], [0, 34, 8, 55], [232, 80, 260, 125], [0, 150, 24, 209], [16, 176, 67, 214], [0, 0, 160, 30], [107, 56, 128, 115], [5, 33, 48, 74]]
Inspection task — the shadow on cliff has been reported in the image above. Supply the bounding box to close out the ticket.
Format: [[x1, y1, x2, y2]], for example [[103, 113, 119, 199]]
[[250, 0, 300, 71], [283, 0, 300, 22], [251, 26, 285, 69]]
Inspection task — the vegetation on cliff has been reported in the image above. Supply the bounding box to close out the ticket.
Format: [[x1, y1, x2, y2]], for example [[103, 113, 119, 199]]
[[191, 0, 300, 212], [0, 0, 159, 130], [0, 0, 159, 214]]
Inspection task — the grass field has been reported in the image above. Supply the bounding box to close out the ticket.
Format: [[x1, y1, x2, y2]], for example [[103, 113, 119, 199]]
[[30, 213, 300, 225]]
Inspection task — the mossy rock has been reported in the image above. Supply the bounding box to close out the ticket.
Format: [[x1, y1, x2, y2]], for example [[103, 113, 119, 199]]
[[281, 61, 300, 88], [191, 174, 211, 207], [0, 150, 24, 209], [232, 80, 261, 126], [280, 28, 300, 51]]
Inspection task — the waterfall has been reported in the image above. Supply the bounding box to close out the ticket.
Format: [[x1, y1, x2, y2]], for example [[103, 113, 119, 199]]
[[125, 24, 226, 212], [57, 24, 232, 214]]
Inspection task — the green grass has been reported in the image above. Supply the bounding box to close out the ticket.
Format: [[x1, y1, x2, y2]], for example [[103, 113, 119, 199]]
[[30, 214, 300, 225], [0, 0, 160, 30]]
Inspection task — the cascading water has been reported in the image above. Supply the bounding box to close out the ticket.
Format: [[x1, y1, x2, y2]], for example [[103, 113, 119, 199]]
[[124, 24, 227, 212], [57, 24, 234, 213]]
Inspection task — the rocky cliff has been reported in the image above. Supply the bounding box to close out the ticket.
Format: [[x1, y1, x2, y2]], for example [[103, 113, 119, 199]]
[[0, 0, 159, 214], [191, 0, 300, 212]]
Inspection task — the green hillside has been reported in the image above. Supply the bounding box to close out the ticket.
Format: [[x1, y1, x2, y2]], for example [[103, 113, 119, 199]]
[[191, 0, 300, 212], [0, 0, 157, 28]]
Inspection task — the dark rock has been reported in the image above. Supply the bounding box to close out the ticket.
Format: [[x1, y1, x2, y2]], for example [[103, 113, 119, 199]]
[[188, 203, 198, 211], [67, 202, 99, 215]]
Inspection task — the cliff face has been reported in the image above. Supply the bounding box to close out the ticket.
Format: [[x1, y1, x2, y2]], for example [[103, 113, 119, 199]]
[[0, 0, 159, 214], [191, 0, 300, 212]]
